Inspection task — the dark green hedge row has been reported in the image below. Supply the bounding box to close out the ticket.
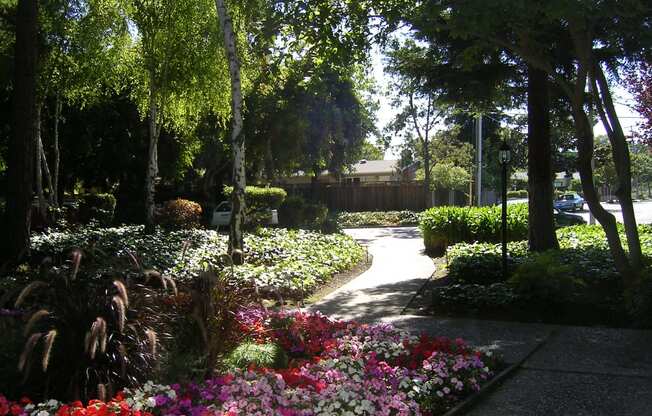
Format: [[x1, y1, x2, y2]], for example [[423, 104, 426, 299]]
[[223, 186, 287, 211], [419, 204, 529, 256]]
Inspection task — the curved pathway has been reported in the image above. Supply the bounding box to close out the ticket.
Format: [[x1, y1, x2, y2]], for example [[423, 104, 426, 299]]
[[309, 227, 435, 322]]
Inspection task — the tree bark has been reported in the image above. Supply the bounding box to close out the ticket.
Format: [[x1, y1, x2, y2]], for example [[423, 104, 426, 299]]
[[144, 79, 160, 233], [53, 93, 61, 205], [591, 65, 643, 271], [215, 0, 246, 264], [3, 0, 38, 264], [526, 65, 559, 251], [40, 136, 55, 207], [35, 104, 46, 221]]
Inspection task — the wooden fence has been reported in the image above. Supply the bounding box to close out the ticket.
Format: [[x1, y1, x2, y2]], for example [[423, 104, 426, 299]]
[[283, 181, 468, 212]]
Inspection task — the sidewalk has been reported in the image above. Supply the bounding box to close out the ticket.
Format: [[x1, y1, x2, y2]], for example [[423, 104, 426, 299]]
[[310, 227, 652, 415]]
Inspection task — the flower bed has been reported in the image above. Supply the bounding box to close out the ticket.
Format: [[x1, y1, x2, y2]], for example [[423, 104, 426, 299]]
[[23, 226, 364, 298], [1, 309, 499, 416]]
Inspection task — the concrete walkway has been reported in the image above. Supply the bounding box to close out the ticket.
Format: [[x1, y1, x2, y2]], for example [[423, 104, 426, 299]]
[[310, 226, 652, 415], [309, 227, 435, 321]]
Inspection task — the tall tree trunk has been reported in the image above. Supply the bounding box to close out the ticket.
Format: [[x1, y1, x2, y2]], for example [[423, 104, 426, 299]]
[[566, 58, 635, 285], [591, 65, 643, 271], [527, 65, 558, 251], [423, 147, 431, 208], [35, 104, 46, 221], [3, 0, 38, 264], [53, 93, 61, 205], [566, 25, 641, 287], [40, 137, 55, 207], [265, 135, 274, 183], [144, 79, 160, 233], [215, 0, 246, 264]]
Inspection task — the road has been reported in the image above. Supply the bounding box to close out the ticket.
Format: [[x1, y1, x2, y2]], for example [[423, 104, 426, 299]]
[[509, 198, 652, 224]]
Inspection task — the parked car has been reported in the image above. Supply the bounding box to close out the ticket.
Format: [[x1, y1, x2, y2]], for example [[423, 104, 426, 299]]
[[553, 207, 586, 227], [554, 193, 585, 211], [210, 201, 279, 228]]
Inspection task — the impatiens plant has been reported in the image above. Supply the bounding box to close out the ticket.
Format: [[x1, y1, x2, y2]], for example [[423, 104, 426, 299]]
[[2, 309, 499, 415]]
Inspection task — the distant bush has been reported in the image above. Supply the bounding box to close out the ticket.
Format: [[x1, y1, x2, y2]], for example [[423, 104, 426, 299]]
[[420, 204, 529, 256], [223, 186, 287, 212], [507, 190, 528, 199], [79, 193, 116, 226], [336, 211, 421, 227], [278, 195, 331, 231], [158, 199, 203, 229]]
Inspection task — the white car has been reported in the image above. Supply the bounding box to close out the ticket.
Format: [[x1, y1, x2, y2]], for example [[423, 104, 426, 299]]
[[210, 201, 279, 228]]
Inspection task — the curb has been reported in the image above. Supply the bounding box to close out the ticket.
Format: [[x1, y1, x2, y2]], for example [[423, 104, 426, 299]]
[[442, 328, 558, 416]]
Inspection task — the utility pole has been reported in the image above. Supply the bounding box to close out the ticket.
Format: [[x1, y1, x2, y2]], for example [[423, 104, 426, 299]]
[[475, 114, 483, 206]]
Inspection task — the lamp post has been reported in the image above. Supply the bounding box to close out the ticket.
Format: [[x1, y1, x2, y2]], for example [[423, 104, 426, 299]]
[[499, 141, 511, 279]]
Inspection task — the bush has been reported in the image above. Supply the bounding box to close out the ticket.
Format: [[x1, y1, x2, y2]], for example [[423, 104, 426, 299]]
[[157, 199, 203, 229], [507, 190, 528, 199], [432, 283, 518, 311], [446, 241, 529, 284], [225, 342, 288, 370], [223, 186, 287, 212], [509, 251, 581, 303], [278, 195, 330, 231], [335, 211, 421, 227], [79, 193, 116, 226], [420, 204, 529, 256]]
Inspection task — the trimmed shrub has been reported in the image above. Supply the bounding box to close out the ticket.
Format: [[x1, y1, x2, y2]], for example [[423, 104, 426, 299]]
[[420, 204, 528, 256], [507, 190, 528, 199], [79, 193, 116, 226], [336, 211, 421, 227], [223, 186, 287, 212], [158, 199, 203, 229], [432, 283, 517, 311], [446, 241, 529, 284]]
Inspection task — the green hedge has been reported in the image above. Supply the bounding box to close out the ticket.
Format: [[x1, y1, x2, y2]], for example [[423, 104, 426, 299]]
[[336, 211, 421, 227], [223, 186, 287, 211], [419, 204, 529, 256], [507, 190, 528, 199]]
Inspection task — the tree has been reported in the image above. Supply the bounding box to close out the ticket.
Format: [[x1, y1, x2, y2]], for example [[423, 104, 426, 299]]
[[357, 140, 384, 161], [627, 62, 652, 143], [3, 0, 38, 264], [385, 39, 445, 207], [417, 0, 651, 284], [215, 0, 246, 263]]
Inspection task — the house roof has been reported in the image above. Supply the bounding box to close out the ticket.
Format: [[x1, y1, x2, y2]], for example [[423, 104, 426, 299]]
[[349, 159, 399, 175]]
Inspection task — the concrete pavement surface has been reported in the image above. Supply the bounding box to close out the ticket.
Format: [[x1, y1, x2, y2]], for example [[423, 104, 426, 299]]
[[309, 225, 652, 415]]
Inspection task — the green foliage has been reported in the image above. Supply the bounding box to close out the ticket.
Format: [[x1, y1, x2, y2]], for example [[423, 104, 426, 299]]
[[446, 241, 529, 284], [157, 199, 203, 230], [507, 190, 528, 199], [430, 163, 470, 192], [225, 342, 288, 370], [79, 193, 116, 226], [28, 226, 364, 298], [278, 196, 330, 231], [336, 211, 421, 227], [12, 254, 172, 401], [432, 283, 517, 311], [224, 186, 287, 211], [420, 204, 529, 255], [509, 252, 581, 303]]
